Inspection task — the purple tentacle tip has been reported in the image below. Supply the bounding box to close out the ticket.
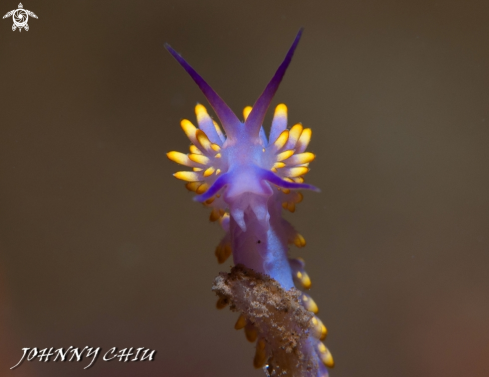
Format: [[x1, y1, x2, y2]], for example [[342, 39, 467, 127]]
[[244, 28, 304, 138], [165, 44, 242, 139], [193, 173, 229, 202], [259, 168, 320, 192]]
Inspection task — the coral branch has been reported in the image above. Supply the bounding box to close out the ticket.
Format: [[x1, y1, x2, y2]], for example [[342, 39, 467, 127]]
[[212, 265, 320, 377]]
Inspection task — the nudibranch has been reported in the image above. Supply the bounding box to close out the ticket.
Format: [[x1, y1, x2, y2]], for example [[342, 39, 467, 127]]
[[165, 29, 333, 377]]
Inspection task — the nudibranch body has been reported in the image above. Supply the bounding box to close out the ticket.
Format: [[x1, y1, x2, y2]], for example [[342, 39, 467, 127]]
[[166, 29, 333, 376]]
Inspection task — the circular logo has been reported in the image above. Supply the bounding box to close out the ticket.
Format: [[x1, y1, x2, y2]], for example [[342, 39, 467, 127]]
[[12, 9, 28, 27]]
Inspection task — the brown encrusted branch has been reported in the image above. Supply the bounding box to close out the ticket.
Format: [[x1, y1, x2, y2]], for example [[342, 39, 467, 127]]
[[212, 265, 318, 377]]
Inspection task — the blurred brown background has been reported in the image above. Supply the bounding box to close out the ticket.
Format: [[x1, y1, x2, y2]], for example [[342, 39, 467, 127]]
[[1, 0, 488, 376]]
